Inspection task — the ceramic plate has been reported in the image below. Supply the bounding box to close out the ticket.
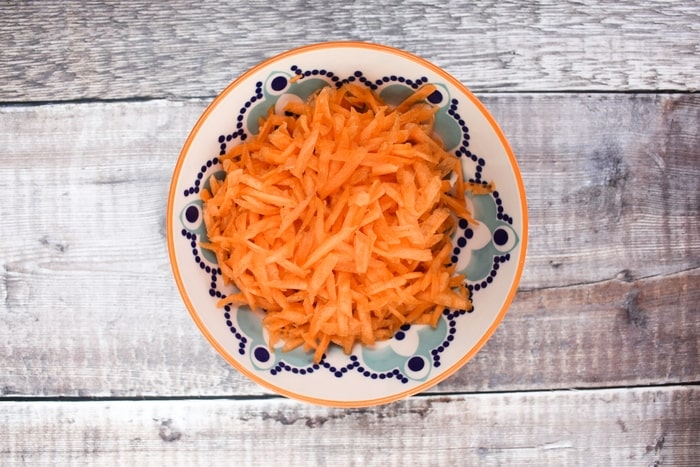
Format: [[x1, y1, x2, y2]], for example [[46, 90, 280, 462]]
[[167, 42, 527, 407]]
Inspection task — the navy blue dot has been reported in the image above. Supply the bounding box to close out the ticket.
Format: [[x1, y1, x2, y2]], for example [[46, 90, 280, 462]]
[[408, 356, 425, 372], [428, 90, 442, 104], [395, 331, 405, 341], [271, 75, 287, 92], [457, 237, 467, 247], [465, 229, 474, 239], [459, 219, 468, 229]]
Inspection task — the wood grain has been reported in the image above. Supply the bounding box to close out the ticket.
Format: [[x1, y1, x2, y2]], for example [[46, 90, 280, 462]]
[[2, 3, 699, 463], [1, 387, 698, 465], [0, 94, 697, 397], [0, 1, 698, 102]]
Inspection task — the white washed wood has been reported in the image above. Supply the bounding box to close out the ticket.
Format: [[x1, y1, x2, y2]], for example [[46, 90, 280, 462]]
[[0, 0, 699, 102], [1, 387, 698, 466], [0, 95, 698, 397]]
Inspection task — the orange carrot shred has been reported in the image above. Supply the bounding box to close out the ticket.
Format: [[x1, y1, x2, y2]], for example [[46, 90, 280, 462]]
[[201, 83, 485, 363]]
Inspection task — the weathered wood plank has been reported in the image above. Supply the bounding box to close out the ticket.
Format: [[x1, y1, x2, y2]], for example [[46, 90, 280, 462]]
[[0, 0, 698, 102], [0, 387, 698, 466], [0, 94, 698, 397], [493, 93, 700, 289], [445, 267, 700, 392], [1, 94, 696, 289]]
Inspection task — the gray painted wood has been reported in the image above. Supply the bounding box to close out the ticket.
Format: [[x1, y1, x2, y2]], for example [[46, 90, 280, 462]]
[[1, 2, 699, 463], [0, 1, 699, 102], [1, 387, 698, 466], [1, 95, 697, 398]]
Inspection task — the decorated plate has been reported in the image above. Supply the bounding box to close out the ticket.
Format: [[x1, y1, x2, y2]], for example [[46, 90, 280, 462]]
[[167, 42, 527, 407]]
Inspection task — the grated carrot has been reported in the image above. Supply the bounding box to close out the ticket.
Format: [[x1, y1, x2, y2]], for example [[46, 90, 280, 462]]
[[201, 82, 488, 363]]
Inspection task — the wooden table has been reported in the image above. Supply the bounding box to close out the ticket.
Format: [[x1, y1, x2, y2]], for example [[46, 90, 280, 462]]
[[1, 1, 698, 465]]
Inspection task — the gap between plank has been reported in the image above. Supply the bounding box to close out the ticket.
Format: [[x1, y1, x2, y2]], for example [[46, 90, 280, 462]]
[[1, 381, 698, 403], [0, 89, 697, 107]]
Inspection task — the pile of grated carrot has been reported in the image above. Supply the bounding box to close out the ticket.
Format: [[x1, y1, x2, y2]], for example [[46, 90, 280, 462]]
[[201, 82, 490, 363]]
